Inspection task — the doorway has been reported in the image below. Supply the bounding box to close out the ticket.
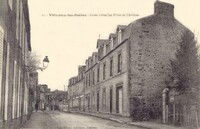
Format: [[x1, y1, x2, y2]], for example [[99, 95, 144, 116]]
[[110, 88, 113, 113], [116, 87, 122, 114]]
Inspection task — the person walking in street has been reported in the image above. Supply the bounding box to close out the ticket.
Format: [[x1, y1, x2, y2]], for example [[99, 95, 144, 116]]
[[51, 99, 56, 112], [35, 103, 39, 112]]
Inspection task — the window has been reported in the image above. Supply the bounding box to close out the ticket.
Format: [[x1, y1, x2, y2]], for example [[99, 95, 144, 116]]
[[106, 44, 109, 54], [110, 38, 113, 50], [93, 55, 96, 64], [102, 88, 106, 108], [86, 76, 88, 87], [118, 53, 122, 73], [118, 30, 122, 44], [0, 27, 4, 102], [97, 67, 100, 82], [110, 58, 113, 77], [103, 44, 106, 56], [12, 61, 17, 118], [89, 73, 91, 86], [16, 0, 19, 39], [103, 63, 106, 80], [92, 92, 95, 106], [91, 59, 93, 66], [92, 71, 95, 85]]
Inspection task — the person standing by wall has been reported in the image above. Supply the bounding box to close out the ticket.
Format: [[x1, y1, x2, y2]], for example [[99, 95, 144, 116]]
[[35, 103, 39, 112]]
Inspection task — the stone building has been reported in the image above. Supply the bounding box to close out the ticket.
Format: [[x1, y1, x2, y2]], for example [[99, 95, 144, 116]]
[[68, 65, 85, 111], [0, 0, 31, 128], [37, 84, 49, 110], [68, 1, 193, 120], [28, 72, 38, 118]]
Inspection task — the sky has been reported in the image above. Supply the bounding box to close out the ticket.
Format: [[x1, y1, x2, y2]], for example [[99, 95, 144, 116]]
[[28, 0, 200, 91]]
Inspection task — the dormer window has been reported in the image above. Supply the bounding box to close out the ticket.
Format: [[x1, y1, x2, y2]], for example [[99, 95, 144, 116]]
[[93, 55, 96, 64], [118, 30, 122, 44], [91, 59, 93, 66], [110, 38, 113, 50], [103, 44, 106, 56]]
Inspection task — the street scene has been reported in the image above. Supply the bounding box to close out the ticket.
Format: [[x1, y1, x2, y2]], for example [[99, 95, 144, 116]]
[[21, 111, 141, 129], [0, 0, 200, 129]]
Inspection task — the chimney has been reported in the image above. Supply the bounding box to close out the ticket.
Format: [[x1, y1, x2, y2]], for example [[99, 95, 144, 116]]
[[154, 1, 174, 17]]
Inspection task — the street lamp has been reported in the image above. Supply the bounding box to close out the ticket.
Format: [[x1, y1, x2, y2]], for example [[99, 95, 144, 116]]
[[43, 56, 50, 68], [25, 56, 50, 71], [39, 56, 50, 71]]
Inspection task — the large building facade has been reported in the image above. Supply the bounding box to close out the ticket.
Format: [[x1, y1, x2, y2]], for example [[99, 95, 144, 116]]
[[0, 0, 31, 128], [68, 1, 193, 120]]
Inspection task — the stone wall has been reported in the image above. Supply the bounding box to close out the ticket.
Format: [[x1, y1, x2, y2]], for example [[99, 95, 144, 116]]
[[129, 5, 190, 119]]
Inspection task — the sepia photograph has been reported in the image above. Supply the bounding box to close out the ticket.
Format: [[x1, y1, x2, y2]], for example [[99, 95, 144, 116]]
[[0, 0, 200, 129]]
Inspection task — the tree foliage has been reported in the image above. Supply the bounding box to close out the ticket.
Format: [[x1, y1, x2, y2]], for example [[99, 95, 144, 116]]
[[171, 30, 200, 92], [27, 51, 41, 72]]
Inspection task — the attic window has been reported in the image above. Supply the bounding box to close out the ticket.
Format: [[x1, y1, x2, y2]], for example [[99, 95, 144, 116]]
[[93, 55, 96, 64], [110, 38, 113, 50], [118, 30, 122, 44]]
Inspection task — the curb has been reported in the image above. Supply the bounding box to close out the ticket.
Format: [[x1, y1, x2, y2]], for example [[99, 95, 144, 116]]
[[64, 111, 152, 129], [126, 123, 152, 129]]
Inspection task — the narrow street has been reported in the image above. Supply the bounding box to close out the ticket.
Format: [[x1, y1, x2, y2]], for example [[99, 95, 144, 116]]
[[21, 111, 141, 129]]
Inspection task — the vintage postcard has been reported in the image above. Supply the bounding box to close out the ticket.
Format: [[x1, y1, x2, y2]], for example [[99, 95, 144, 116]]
[[0, 0, 200, 129]]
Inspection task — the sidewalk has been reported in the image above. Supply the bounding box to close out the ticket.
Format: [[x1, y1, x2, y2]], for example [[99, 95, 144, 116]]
[[20, 111, 58, 129], [67, 110, 192, 129]]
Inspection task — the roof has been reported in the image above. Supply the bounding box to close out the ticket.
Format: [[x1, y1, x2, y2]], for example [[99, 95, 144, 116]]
[[96, 39, 109, 48], [92, 52, 98, 56], [116, 25, 127, 32], [109, 33, 117, 39]]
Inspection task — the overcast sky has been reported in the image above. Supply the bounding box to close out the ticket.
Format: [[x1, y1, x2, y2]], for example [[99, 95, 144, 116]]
[[28, 0, 200, 91]]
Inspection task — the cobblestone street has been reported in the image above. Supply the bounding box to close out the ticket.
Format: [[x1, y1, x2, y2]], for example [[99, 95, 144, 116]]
[[21, 111, 141, 129]]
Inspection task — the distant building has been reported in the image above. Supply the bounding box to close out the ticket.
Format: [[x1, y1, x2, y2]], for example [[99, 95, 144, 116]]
[[37, 84, 49, 110], [68, 1, 194, 121], [68, 65, 85, 111], [28, 72, 38, 116], [45, 90, 68, 111]]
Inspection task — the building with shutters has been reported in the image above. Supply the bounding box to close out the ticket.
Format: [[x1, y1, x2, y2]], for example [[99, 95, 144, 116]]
[[68, 1, 194, 120], [0, 0, 31, 128]]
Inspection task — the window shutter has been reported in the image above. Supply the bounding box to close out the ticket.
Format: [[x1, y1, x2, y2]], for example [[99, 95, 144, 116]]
[[0, 26, 4, 111]]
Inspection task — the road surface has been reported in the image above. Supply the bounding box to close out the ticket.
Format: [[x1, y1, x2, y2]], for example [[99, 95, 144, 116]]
[[21, 111, 141, 129]]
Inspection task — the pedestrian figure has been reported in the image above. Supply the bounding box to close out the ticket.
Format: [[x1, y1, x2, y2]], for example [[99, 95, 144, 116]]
[[35, 103, 39, 112], [51, 99, 56, 112]]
